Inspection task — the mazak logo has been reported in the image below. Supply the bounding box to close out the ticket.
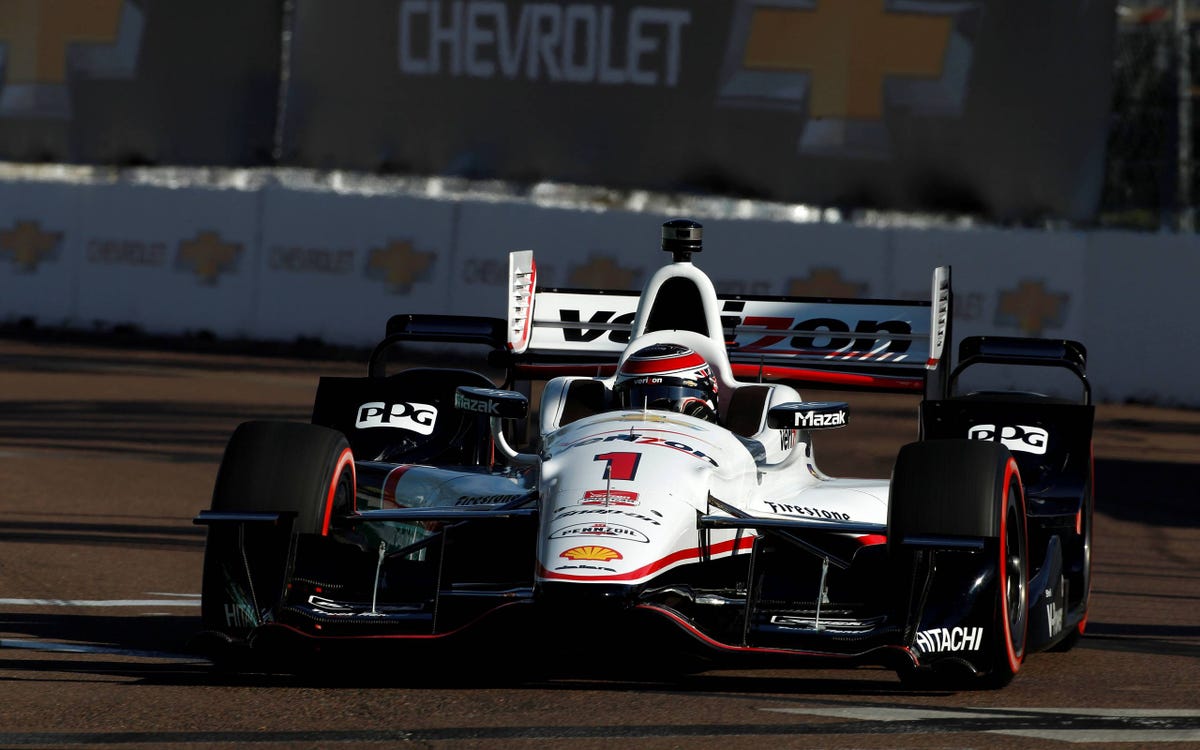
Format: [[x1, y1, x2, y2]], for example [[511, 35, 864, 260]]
[[968, 424, 1049, 455], [0, 0, 143, 119], [793, 409, 846, 428], [453, 392, 498, 415], [176, 230, 242, 285], [365, 239, 435, 293], [567, 254, 642, 290], [996, 279, 1069, 336], [356, 401, 438, 434], [0, 219, 61, 271], [717, 0, 978, 158]]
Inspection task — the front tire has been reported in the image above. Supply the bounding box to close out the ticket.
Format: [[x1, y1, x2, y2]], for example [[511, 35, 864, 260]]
[[889, 439, 1029, 689], [199, 421, 355, 641]]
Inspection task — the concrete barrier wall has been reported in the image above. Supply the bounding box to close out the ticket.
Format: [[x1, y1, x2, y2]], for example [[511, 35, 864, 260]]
[[0, 172, 1193, 406]]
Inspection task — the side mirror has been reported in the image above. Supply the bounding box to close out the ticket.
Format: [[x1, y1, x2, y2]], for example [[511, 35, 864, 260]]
[[455, 386, 529, 421], [766, 401, 849, 430]]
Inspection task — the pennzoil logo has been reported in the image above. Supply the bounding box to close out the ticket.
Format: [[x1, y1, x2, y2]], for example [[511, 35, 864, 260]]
[[176, 230, 242, 285], [552, 523, 650, 543], [0, 219, 61, 271], [717, 0, 978, 158], [995, 279, 1069, 336], [0, 0, 144, 119], [560, 545, 622, 561], [365, 239, 435, 293]]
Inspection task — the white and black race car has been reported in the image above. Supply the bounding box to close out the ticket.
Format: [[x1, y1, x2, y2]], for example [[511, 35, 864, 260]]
[[195, 219, 1094, 688]]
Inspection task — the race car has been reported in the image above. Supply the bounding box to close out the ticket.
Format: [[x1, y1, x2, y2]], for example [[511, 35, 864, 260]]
[[194, 218, 1094, 688]]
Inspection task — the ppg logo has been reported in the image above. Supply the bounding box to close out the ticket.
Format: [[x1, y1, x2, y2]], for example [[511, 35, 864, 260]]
[[356, 401, 437, 435], [968, 424, 1049, 455]]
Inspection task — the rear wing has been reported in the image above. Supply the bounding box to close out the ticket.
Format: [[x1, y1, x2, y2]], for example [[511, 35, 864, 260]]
[[506, 250, 952, 394]]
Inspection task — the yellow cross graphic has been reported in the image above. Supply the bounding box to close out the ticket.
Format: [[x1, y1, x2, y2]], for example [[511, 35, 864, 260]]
[[997, 280, 1067, 336], [567, 255, 641, 290], [367, 240, 435, 292], [0, 219, 61, 271], [787, 268, 867, 298], [743, 0, 953, 119], [177, 231, 242, 284], [0, 0, 125, 85]]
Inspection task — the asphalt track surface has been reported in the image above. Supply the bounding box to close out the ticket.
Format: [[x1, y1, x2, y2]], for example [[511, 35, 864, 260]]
[[0, 338, 1197, 749]]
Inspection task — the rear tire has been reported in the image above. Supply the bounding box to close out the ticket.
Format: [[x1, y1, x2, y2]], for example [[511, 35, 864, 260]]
[[889, 439, 1029, 689], [199, 421, 355, 641]]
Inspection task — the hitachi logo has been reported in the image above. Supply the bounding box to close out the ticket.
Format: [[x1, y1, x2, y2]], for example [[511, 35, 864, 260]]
[[794, 410, 846, 428], [915, 626, 983, 653]]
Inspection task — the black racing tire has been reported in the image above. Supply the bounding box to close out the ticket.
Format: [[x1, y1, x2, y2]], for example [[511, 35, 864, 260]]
[[889, 439, 1029, 689], [200, 421, 355, 640]]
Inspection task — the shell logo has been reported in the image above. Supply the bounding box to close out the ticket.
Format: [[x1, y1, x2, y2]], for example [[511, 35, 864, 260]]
[[560, 546, 622, 561]]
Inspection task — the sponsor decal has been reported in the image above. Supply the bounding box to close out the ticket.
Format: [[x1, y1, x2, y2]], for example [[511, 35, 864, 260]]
[[560, 545, 622, 561], [86, 238, 167, 267], [567, 254, 643, 289], [0, 220, 61, 271], [792, 409, 846, 428], [554, 563, 618, 573], [717, 0, 975, 159], [779, 428, 797, 451], [0, 0, 143, 119], [365, 239, 435, 293], [566, 432, 718, 467], [717, 300, 916, 359], [583, 489, 639, 506], [551, 522, 650, 543], [356, 401, 438, 434], [996, 279, 1069, 336], [555, 508, 661, 526], [764, 501, 851, 521], [786, 268, 868, 298], [559, 307, 637, 344], [968, 424, 1048, 455], [454, 391, 501, 415], [268, 245, 355, 275], [915, 626, 983, 653], [398, 2, 691, 87], [455, 493, 527, 506], [176, 230, 242, 285]]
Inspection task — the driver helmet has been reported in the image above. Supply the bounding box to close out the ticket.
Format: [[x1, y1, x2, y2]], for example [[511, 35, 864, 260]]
[[613, 343, 719, 422]]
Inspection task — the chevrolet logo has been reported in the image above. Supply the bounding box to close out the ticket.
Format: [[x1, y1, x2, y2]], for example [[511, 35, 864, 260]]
[[176, 230, 242, 285], [787, 268, 867, 298], [366, 239, 435, 293], [719, 0, 976, 157], [0, 0, 143, 119], [567, 254, 642, 290], [996, 279, 1068, 336], [0, 219, 60, 271]]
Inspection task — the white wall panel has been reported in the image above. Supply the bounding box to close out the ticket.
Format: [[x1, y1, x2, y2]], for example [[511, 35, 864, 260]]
[[75, 184, 259, 336], [257, 186, 457, 346], [0, 181, 85, 325]]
